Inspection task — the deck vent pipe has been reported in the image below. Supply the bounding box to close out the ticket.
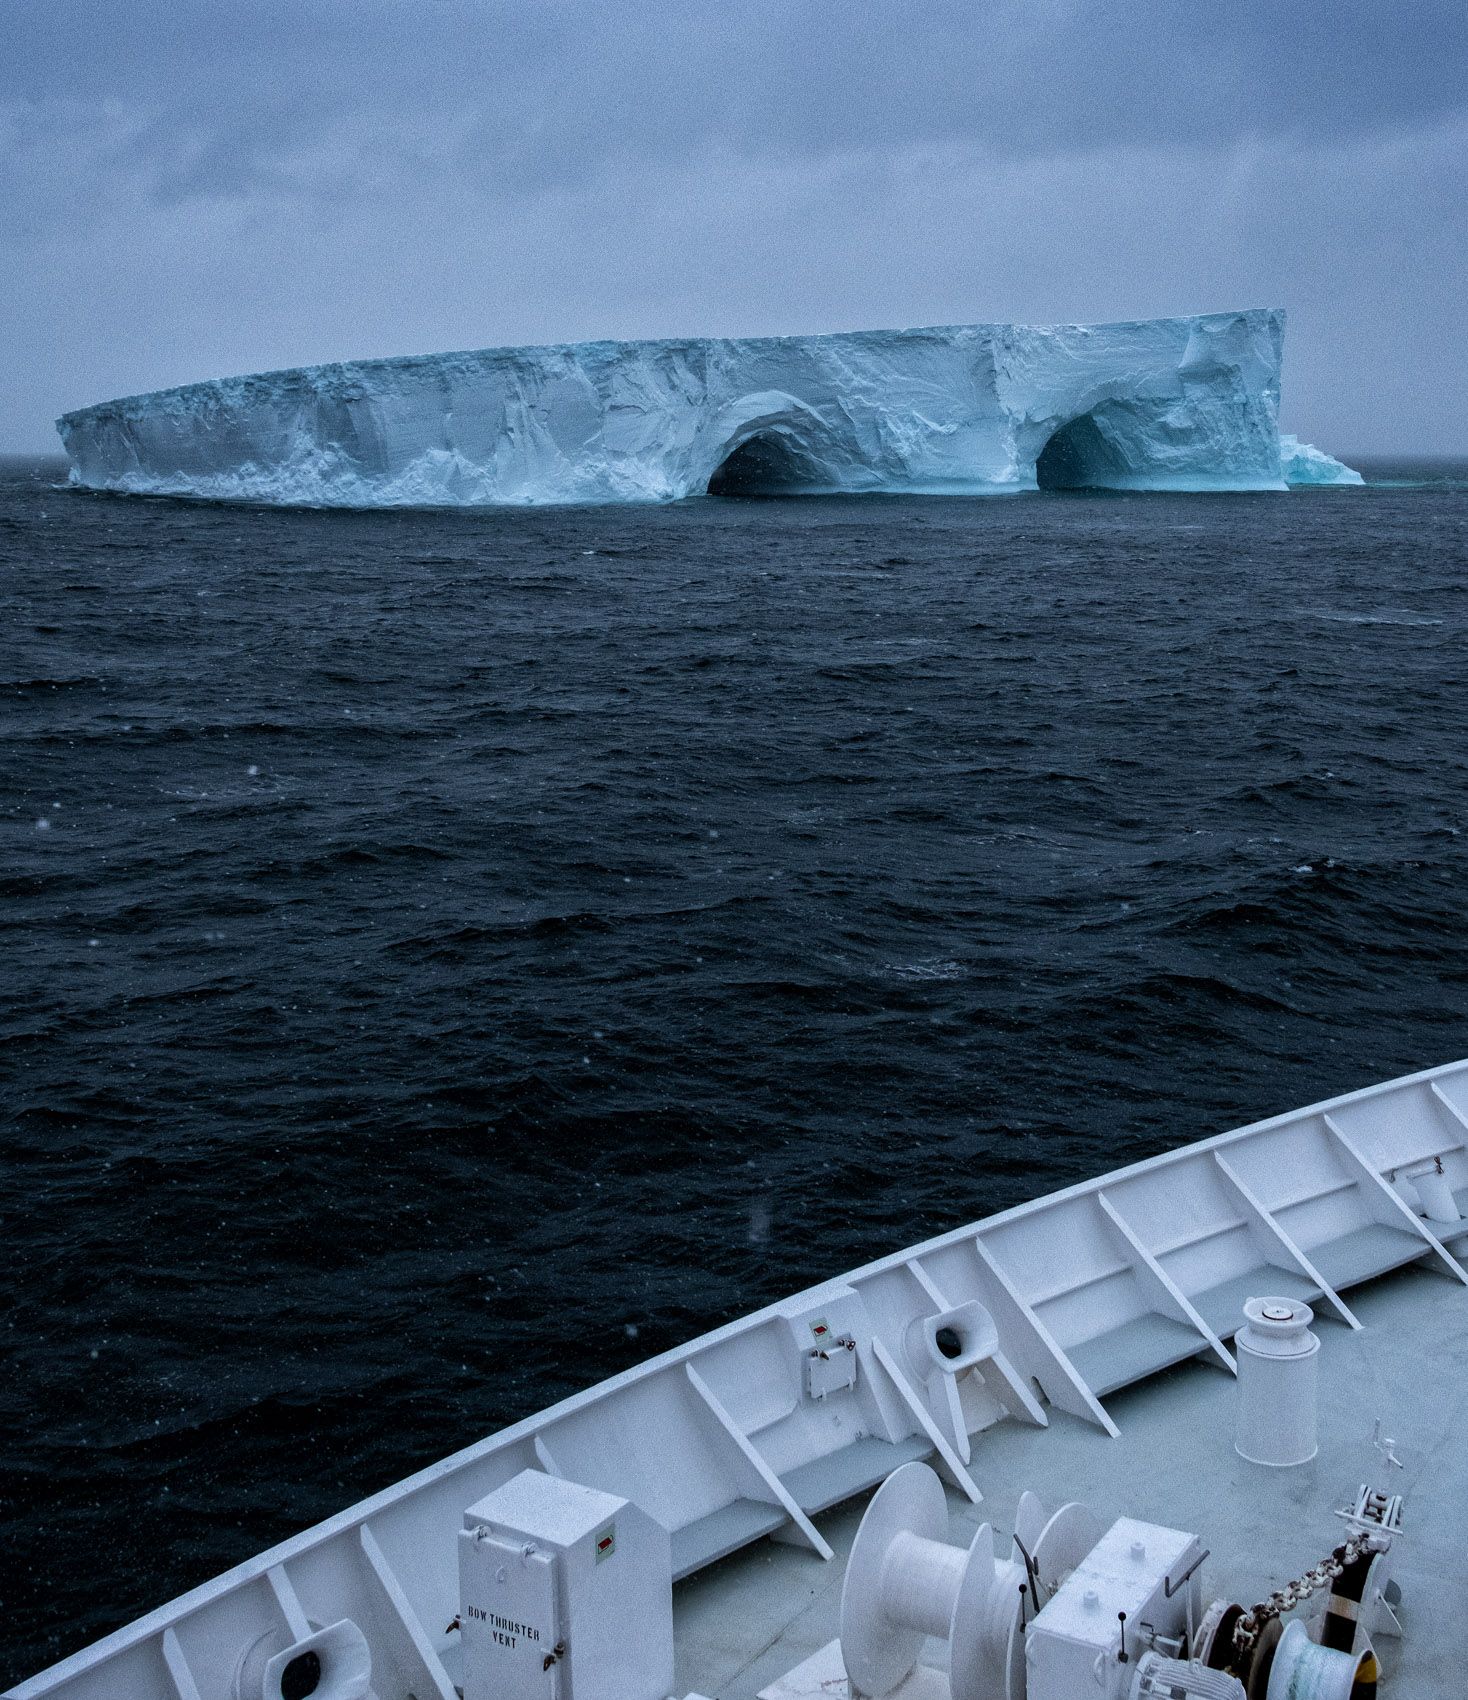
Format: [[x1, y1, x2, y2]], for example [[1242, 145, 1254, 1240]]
[[1234, 1297, 1320, 1468]]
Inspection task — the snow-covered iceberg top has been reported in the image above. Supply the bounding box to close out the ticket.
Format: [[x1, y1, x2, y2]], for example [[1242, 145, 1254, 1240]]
[[57, 310, 1359, 507]]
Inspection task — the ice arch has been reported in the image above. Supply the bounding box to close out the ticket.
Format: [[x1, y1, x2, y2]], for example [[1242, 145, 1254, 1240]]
[[1033, 409, 1136, 491], [697, 391, 851, 499], [707, 429, 826, 496]]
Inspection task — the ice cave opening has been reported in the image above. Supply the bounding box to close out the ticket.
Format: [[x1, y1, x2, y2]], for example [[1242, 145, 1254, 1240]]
[[1034, 410, 1133, 491], [706, 430, 818, 497]]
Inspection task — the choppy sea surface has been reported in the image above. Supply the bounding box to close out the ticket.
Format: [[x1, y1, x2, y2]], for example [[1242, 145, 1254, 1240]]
[[3, 455, 1467, 1683]]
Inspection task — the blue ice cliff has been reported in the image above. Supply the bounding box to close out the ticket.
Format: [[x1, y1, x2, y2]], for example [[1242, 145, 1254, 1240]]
[[1277, 433, 1364, 487], [57, 310, 1360, 506]]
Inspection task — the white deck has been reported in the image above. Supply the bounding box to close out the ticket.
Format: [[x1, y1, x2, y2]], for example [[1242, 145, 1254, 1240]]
[[674, 1258, 1468, 1697], [10, 1059, 1468, 1699]]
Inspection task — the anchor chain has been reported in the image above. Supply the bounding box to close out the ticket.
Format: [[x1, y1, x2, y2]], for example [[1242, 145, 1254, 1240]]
[[1231, 1532, 1378, 1661]]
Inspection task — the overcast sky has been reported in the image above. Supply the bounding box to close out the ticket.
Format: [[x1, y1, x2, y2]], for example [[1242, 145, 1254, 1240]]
[[3, 1, 1464, 454]]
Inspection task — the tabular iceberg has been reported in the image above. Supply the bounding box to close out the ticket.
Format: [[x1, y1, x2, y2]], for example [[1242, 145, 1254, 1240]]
[[57, 309, 1360, 507]]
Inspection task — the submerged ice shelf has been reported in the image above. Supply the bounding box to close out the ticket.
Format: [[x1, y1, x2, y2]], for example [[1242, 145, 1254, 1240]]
[[58, 310, 1360, 507]]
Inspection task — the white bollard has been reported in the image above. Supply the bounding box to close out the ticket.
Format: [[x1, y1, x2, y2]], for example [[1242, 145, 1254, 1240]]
[[1234, 1298, 1320, 1468]]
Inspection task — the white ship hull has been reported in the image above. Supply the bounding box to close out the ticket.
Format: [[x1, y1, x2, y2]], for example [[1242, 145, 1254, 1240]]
[[11, 1059, 1468, 1699]]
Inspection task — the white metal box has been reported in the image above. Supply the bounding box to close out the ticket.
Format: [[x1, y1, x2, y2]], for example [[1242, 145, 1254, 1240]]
[[459, 1469, 673, 1700], [1026, 1516, 1201, 1700]]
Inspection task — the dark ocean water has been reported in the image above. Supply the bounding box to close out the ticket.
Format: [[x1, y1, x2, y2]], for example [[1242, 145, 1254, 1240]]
[[3, 454, 1467, 1683]]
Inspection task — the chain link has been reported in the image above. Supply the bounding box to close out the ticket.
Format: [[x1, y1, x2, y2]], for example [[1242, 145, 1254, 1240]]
[[1230, 1533, 1374, 1660]]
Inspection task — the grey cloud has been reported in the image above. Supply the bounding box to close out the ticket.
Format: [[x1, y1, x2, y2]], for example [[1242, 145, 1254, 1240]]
[[1, 2, 1464, 452], [7, 2, 1467, 207]]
